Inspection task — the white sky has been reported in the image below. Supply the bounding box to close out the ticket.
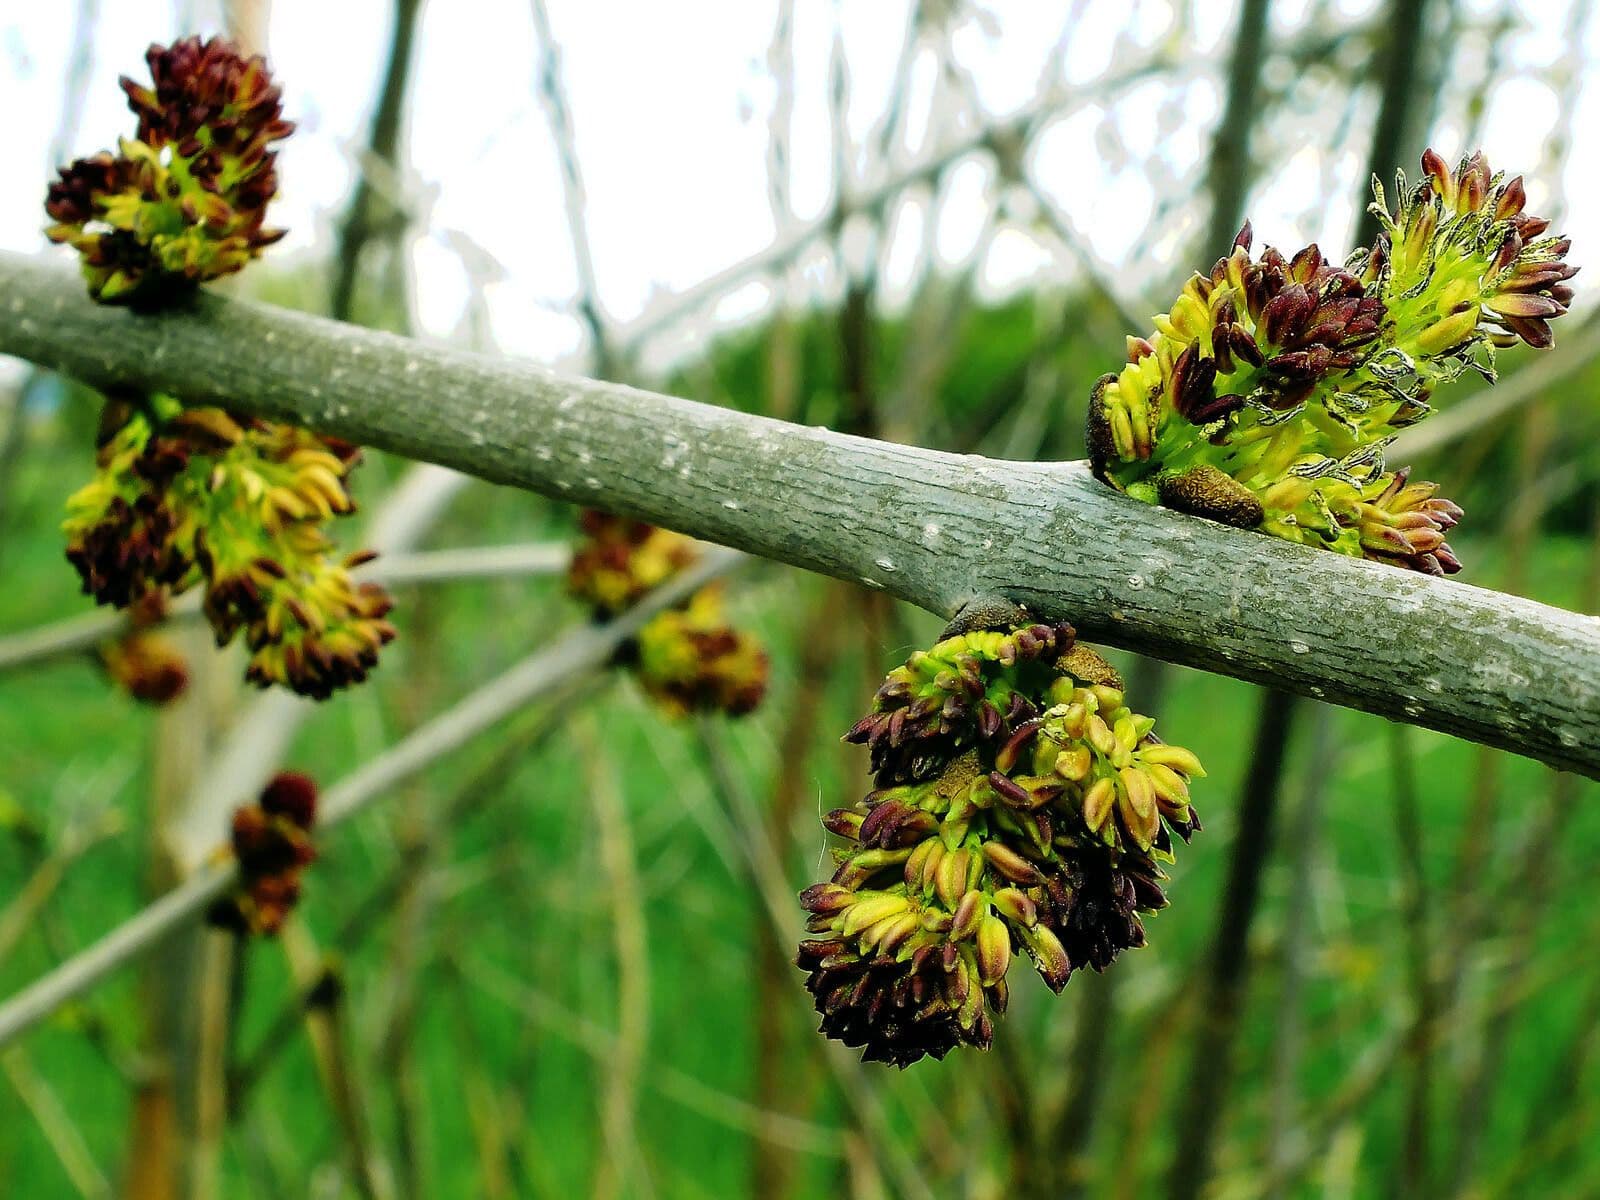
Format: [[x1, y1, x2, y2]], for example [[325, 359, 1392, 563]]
[[2, 0, 1596, 375]]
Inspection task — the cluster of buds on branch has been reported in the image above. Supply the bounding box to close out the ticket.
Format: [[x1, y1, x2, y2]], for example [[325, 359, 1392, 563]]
[[64, 395, 393, 698], [46, 36, 291, 303], [796, 618, 1203, 1066], [567, 510, 768, 716], [98, 592, 189, 705], [209, 772, 318, 936], [49, 40, 394, 699], [1089, 150, 1575, 576]]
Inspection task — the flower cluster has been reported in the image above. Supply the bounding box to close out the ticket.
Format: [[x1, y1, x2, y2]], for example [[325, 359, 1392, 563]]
[[566, 510, 699, 617], [99, 593, 190, 705], [798, 619, 1203, 1066], [567, 509, 768, 716], [1089, 150, 1574, 576], [45, 37, 291, 302], [209, 772, 318, 936], [49, 41, 394, 700], [64, 395, 394, 698]]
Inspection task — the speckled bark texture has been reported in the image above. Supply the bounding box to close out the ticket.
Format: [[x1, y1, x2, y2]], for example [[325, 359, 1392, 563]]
[[2, 250, 1596, 776]]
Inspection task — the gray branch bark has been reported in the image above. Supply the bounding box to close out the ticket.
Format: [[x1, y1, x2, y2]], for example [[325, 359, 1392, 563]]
[[1, 250, 1596, 776]]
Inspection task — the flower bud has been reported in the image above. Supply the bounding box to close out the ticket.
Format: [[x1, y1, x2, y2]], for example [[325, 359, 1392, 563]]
[[976, 916, 1012, 985]]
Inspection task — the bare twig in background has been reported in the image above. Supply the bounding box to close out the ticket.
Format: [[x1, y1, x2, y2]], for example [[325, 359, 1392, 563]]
[[530, 0, 615, 377], [1039, 967, 1119, 1198], [1202, 0, 1273, 258], [1265, 704, 1339, 1198], [0, 809, 124, 965], [0, 540, 570, 677], [1021, 181, 1148, 335], [1351, 0, 1439, 248], [2, 1046, 112, 1200], [229, 698, 572, 1110], [1167, 692, 1298, 1200], [186, 931, 235, 1200], [1388, 724, 1436, 1200], [0, 550, 742, 1051], [692, 723, 937, 1200], [582, 714, 654, 1200], [223, 0, 271, 57], [277, 923, 394, 1200], [617, 50, 1180, 350], [329, 0, 426, 325], [457, 953, 846, 1159], [1235, 906, 1600, 1200], [752, 583, 846, 1200]]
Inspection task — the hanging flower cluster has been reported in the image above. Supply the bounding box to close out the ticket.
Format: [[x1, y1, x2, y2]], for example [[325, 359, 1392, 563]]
[[567, 509, 768, 716], [1089, 150, 1574, 576], [99, 592, 190, 705], [796, 618, 1203, 1066], [46, 36, 291, 303], [209, 771, 318, 936], [65, 394, 393, 698], [49, 40, 394, 699]]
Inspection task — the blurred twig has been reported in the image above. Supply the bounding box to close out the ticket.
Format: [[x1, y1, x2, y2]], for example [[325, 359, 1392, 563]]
[[1202, 0, 1273, 259], [1236, 908, 1600, 1200], [329, 0, 425, 325], [457, 953, 846, 1158], [1388, 724, 1436, 1200], [0, 808, 124, 965], [1167, 692, 1299, 1200], [581, 713, 654, 1200], [228, 696, 575, 1107], [617, 52, 1180, 350], [1351, 0, 1438, 249], [0, 551, 743, 1050], [1265, 704, 1339, 1197], [530, 0, 614, 377], [277, 924, 394, 1200], [0, 540, 571, 677], [1, 1046, 112, 1199], [692, 723, 938, 1200], [752, 582, 847, 1200]]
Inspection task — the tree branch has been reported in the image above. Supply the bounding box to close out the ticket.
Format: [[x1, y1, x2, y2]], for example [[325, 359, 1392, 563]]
[[1, 251, 1596, 776], [0, 548, 743, 1051]]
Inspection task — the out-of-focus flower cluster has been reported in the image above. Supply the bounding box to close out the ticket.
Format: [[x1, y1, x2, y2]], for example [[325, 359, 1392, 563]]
[[65, 394, 394, 698], [46, 36, 291, 302], [796, 620, 1203, 1066], [209, 772, 317, 936], [567, 510, 768, 717], [1089, 150, 1575, 577], [98, 592, 190, 705]]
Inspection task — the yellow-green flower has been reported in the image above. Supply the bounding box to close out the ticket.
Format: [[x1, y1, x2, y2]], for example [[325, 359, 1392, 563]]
[[1088, 149, 1573, 578]]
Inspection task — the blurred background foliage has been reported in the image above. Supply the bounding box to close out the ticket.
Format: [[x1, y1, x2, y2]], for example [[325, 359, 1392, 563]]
[[2, 1, 1600, 1197]]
